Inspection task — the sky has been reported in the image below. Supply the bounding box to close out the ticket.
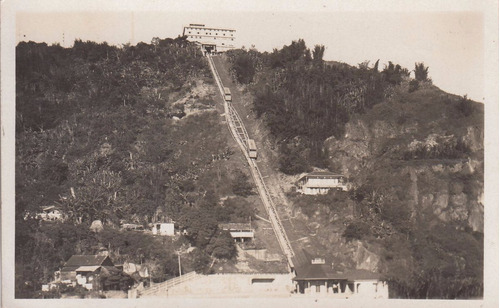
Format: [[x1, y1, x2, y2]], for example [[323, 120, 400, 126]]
[[8, 1, 499, 103]]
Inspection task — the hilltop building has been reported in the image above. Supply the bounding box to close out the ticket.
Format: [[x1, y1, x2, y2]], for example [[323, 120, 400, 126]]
[[182, 24, 236, 54], [296, 171, 347, 195]]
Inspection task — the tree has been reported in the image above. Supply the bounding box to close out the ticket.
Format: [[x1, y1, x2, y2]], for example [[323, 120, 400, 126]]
[[409, 79, 420, 93], [382, 61, 409, 85], [207, 231, 237, 259], [233, 52, 256, 84], [414, 62, 429, 82], [456, 95, 475, 117], [312, 44, 325, 64], [222, 197, 255, 222], [278, 143, 310, 175], [231, 169, 255, 197], [342, 221, 370, 242], [189, 249, 212, 273]]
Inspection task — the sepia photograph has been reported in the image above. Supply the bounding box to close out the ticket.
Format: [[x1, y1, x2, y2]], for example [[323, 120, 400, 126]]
[[1, 0, 498, 307]]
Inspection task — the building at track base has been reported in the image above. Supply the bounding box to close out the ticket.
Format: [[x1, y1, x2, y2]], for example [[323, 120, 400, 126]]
[[292, 255, 388, 299]]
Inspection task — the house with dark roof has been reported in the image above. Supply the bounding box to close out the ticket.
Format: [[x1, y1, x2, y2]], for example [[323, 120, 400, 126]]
[[296, 171, 348, 195], [292, 253, 388, 298], [60, 254, 116, 290]]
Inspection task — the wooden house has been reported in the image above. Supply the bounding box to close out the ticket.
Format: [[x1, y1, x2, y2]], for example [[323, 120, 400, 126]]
[[296, 171, 347, 195]]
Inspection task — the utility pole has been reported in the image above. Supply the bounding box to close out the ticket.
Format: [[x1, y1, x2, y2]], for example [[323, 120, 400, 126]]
[[177, 250, 182, 277]]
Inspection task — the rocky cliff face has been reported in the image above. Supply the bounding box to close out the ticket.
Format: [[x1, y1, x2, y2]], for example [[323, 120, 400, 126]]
[[326, 86, 484, 233]]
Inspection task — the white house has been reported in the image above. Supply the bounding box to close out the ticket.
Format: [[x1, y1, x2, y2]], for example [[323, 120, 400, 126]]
[[36, 206, 64, 221], [296, 171, 347, 195], [151, 222, 175, 236]]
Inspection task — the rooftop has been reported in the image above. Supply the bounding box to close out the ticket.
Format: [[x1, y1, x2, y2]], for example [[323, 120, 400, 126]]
[[219, 222, 253, 230], [293, 263, 345, 281], [292, 250, 382, 281], [304, 171, 344, 177], [184, 24, 236, 32], [63, 255, 113, 267]]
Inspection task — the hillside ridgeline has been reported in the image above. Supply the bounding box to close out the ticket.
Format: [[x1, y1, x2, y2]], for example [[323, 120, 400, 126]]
[[15, 38, 262, 298], [226, 40, 483, 299]]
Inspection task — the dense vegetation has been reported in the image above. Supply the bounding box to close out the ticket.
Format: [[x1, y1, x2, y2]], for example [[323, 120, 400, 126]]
[[226, 41, 425, 172], [227, 40, 483, 299], [15, 38, 251, 297]]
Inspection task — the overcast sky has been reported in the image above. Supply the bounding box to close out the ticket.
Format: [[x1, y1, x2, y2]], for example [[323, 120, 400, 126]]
[[11, 1, 496, 102]]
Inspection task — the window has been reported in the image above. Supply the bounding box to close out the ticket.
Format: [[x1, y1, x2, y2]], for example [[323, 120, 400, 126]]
[[189, 31, 191, 34], [223, 34, 225, 36], [316, 285, 320, 293], [197, 32, 199, 34]]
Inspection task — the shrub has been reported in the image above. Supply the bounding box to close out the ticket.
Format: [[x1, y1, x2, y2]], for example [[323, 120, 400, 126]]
[[408, 79, 420, 93], [233, 53, 256, 84], [231, 169, 255, 197], [342, 221, 370, 241], [207, 231, 237, 259], [414, 62, 429, 82], [278, 144, 310, 175], [456, 95, 475, 117]]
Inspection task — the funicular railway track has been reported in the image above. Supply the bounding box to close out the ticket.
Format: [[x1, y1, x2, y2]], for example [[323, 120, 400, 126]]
[[207, 54, 295, 270]]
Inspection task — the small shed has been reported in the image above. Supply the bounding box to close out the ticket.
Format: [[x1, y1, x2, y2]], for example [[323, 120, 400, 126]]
[[151, 222, 175, 236], [218, 222, 254, 242]]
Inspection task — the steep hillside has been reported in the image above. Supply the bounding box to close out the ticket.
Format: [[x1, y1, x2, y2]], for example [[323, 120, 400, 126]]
[[15, 38, 280, 298], [325, 84, 483, 298], [225, 41, 483, 299]]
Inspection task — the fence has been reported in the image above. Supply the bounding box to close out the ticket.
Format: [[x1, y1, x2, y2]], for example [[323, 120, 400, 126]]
[[137, 271, 199, 297]]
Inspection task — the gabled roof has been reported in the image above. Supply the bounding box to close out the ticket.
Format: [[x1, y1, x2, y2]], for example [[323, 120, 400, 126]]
[[292, 249, 382, 282], [42, 205, 60, 211], [63, 255, 113, 267], [219, 222, 253, 230], [344, 269, 383, 281], [298, 171, 344, 182], [307, 171, 344, 177], [75, 266, 101, 272], [293, 263, 345, 281]]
